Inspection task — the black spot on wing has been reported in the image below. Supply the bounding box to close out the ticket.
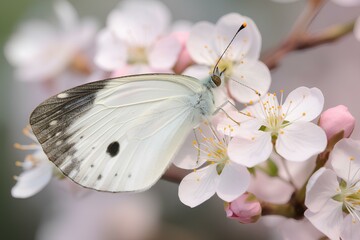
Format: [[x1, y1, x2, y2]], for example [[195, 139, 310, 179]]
[[106, 141, 120, 157]]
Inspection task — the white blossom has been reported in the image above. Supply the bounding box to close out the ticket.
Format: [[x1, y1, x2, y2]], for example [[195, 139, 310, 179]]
[[183, 13, 271, 103], [4, 0, 98, 82], [223, 87, 326, 167], [305, 138, 360, 240]]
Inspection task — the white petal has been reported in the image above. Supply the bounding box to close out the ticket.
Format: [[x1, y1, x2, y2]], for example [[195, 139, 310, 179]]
[[148, 35, 181, 69], [305, 200, 344, 240], [248, 170, 294, 203], [216, 163, 250, 202], [282, 87, 324, 122], [276, 122, 327, 162], [172, 126, 209, 170], [305, 168, 340, 212], [182, 65, 210, 80], [74, 18, 98, 48], [11, 156, 53, 198], [215, 13, 261, 60], [340, 214, 360, 240], [240, 93, 279, 121], [330, 138, 360, 183], [54, 0, 79, 31], [4, 21, 56, 66], [228, 131, 273, 167], [229, 60, 271, 103], [186, 22, 218, 65], [108, 0, 170, 46], [94, 29, 127, 71], [178, 165, 218, 208]]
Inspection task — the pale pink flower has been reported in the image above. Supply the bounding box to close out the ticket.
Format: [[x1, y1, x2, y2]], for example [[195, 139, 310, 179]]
[[4, 0, 98, 82], [12, 126, 53, 198], [224, 87, 327, 167], [224, 193, 261, 224], [305, 138, 360, 240], [319, 105, 355, 140], [177, 127, 250, 208], [95, 0, 181, 75], [183, 13, 271, 103], [172, 31, 193, 74]]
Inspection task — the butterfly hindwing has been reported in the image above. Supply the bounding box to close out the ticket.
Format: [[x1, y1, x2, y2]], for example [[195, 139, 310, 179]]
[[30, 74, 214, 192]]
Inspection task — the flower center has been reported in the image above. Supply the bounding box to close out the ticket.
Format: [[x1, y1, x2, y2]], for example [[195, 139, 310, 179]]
[[211, 58, 234, 81], [193, 128, 230, 175], [128, 46, 148, 64], [334, 179, 360, 221]]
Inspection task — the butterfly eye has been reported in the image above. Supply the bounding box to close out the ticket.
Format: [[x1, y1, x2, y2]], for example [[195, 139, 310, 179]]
[[211, 75, 222, 87]]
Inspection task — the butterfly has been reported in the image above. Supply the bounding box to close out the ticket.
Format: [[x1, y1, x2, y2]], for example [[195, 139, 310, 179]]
[[29, 23, 247, 192]]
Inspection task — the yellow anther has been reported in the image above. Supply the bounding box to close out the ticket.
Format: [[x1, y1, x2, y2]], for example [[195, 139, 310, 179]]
[[350, 156, 355, 161], [302, 112, 306, 116], [192, 140, 197, 145], [280, 89, 284, 93], [15, 161, 23, 167], [249, 100, 253, 105], [280, 130, 284, 134], [251, 137, 255, 141]]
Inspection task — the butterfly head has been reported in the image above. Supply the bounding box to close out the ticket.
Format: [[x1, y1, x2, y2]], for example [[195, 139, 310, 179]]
[[209, 22, 247, 89]]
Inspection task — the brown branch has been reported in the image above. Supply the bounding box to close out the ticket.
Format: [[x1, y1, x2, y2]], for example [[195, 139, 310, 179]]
[[162, 165, 190, 184], [260, 0, 356, 70]]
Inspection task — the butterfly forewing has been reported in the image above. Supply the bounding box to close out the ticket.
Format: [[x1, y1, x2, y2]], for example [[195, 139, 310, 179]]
[[30, 74, 214, 192]]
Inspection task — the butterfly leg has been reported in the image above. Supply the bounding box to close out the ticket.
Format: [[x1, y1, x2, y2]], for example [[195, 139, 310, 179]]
[[193, 129, 201, 166], [212, 100, 241, 125]]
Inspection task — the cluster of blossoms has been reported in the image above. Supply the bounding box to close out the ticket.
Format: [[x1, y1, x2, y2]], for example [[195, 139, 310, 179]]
[[6, 0, 360, 239]]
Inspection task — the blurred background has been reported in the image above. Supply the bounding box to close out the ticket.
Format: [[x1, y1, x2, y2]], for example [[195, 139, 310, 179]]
[[1, 0, 359, 239]]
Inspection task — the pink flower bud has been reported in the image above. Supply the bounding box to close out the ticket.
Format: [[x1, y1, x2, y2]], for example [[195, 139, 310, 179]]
[[172, 32, 194, 74], [224, 193, 261, 224], [319, 105, 355, 140]]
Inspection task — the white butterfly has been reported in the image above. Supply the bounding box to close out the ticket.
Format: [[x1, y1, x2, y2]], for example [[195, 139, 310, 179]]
[[29, 23, 248, 192]]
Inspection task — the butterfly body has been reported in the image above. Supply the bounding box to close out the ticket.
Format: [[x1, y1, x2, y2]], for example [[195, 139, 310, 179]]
[[30, 74, 217, 192]]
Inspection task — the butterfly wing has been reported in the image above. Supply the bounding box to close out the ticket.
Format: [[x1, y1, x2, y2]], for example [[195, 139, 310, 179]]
[[30, 74, 214, 192]]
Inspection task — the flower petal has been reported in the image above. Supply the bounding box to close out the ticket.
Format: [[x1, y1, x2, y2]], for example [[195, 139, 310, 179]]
[[330, 138, 360, 183], [276, 122, 327, 162], [228, 131, 273, 167], [182, 64, 210, 80], [229, 60, 271, 103], [11, 153, 53, 198], [54, 0, 79, 32], [215, 13, 261, 60], [108, 0, 170, 46], [305, 168, 340, 212], [178, 165, 218, 207], [186, 22, 218, 65], [94, 29, 127, 71], [282, 87, 324, 122], [148, 35, 181, 69], [340, 214, 360, 240], [304, 200, 343, 240], [216, 163, 250, 202], [4, 21, 56, 67]]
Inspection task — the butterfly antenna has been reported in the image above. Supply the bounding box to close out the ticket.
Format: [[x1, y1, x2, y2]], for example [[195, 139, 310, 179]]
[[212, 22, 247, 77]]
